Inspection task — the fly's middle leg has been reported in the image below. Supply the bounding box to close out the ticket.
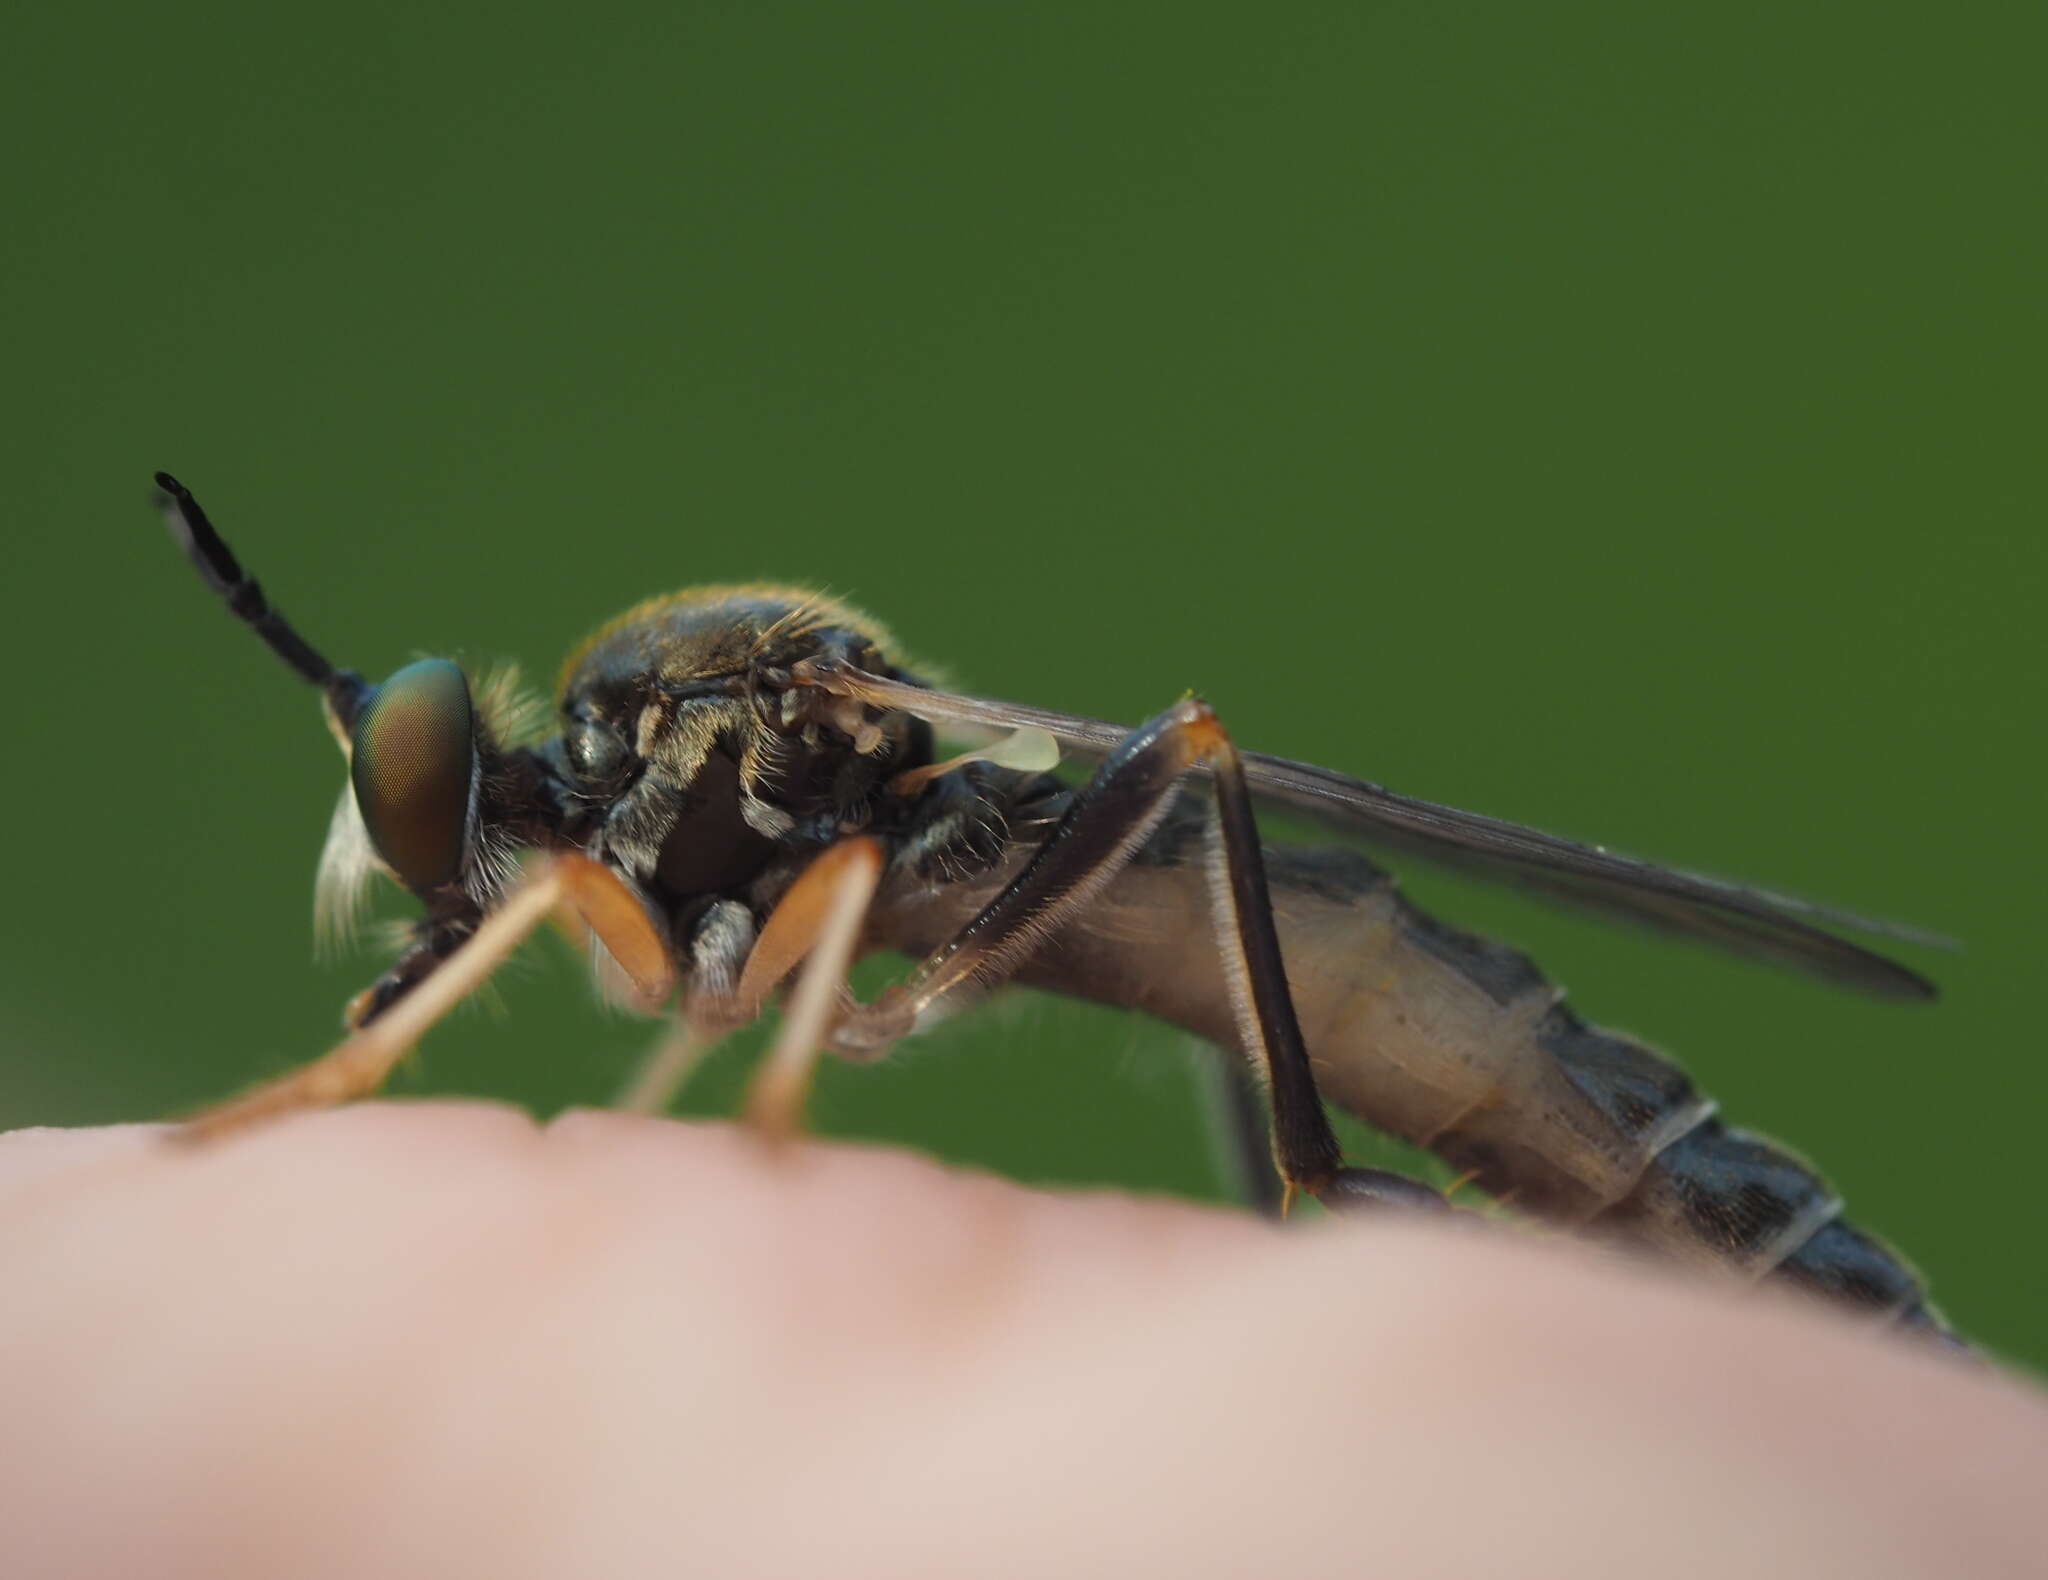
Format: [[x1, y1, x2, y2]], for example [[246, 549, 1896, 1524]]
[[829, 696, 1448, 1214], [739, 837, 884, 1141]]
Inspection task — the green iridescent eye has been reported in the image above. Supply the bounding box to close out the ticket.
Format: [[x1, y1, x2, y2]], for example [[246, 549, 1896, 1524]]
[[350, 658, 476, 891]]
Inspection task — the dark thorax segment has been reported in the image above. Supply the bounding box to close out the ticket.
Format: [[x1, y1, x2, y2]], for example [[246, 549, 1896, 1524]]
[[550, 590, 930, 914]]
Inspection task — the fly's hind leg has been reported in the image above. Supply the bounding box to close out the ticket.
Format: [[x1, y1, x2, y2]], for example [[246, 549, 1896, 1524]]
[[820, 695, 1448, 1214], [184, 854, 675, 1140], [1192, 703, 1448, 1215], [1207, 1026, 1441, 1214]]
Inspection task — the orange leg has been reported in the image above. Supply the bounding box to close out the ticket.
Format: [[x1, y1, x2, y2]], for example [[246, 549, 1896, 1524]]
[[183, 854, 674, 1140], [615, 1014, 710, 1117], [735, 837, 884, 1142]]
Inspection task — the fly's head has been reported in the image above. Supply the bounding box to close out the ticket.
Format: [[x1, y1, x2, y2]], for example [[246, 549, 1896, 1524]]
[[314, 656, 563, 966], [154, 475, 925, 1024]]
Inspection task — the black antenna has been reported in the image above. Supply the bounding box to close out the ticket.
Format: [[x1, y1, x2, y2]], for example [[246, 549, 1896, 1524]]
[[154, 472, 369, 724]]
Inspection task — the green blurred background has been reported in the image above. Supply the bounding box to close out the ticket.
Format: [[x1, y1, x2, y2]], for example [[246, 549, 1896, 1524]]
[[5, 4, 2040, 1364]]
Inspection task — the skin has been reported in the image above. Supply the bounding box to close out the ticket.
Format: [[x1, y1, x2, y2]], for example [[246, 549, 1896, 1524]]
[[0, 1103, 2041, 1579]]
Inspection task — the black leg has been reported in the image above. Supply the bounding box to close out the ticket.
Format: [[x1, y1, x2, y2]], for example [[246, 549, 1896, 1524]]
[[1195, 710, 1346, 1196], [1195, 711, 1447, 1211], [1202, 1049, 1285, 1217], [829, 698, 1213, 1053], [1202, 1055, 1445, 1215], [834, 695, 1448, 1213]]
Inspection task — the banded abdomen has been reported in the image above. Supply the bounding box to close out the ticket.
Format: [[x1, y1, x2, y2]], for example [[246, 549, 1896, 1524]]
[[874, 804, 1953, 1341]]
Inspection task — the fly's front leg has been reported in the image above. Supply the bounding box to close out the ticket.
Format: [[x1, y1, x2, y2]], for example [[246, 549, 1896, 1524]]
[[184, 854, 674, 1140], [619, 839, 888, 1132]]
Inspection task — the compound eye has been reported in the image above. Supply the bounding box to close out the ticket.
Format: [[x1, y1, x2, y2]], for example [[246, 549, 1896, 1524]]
[[351, 658, 477, 890]]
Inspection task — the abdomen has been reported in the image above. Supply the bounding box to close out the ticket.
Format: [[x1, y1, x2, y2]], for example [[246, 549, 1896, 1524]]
[[877, 811, 1954, 1340]]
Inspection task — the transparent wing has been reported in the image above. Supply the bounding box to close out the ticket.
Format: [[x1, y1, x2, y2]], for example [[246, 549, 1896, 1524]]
[[1223, 750, 1945, 999], [795, 661, 1947, 1001]]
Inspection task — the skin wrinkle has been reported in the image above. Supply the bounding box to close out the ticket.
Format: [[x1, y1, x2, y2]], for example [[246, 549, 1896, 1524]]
[[0, 1105, 2041, 1580]]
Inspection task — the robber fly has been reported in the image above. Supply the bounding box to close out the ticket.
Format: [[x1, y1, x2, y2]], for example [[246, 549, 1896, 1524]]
[[153, 472, 1958, 1343]]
